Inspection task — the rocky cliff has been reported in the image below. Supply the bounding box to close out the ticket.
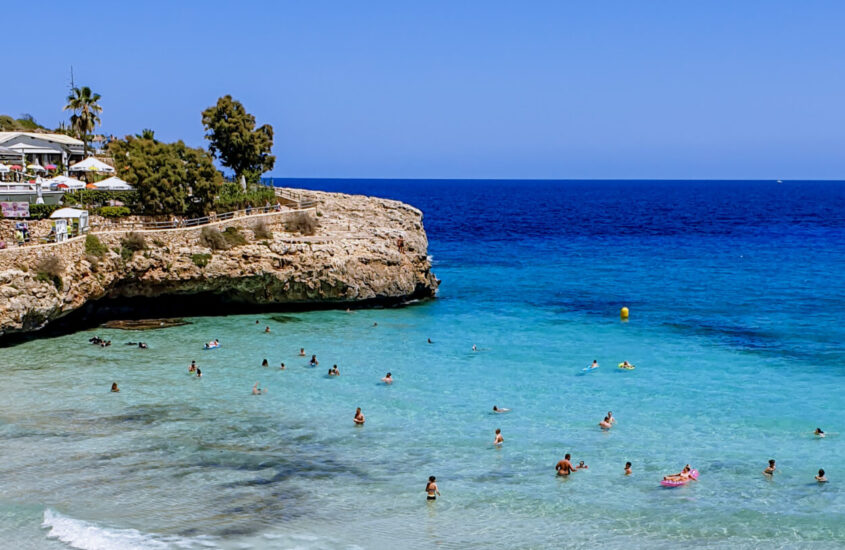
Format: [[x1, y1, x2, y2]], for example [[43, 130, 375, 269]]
[[0, 189, 438, 340]]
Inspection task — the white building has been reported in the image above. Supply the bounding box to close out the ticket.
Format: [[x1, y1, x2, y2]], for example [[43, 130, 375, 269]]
[[0, 132, 85, 169]]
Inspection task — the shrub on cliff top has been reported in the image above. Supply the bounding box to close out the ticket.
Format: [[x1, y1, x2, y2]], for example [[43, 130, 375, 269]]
[[28, 204, 60, 220], [121, 232, 147, 252], [285, 212, 317, 236], [85, 234, 108, 258], [36, 254, 64, 290], [252, 220, 272, 240], [199, 226, 229, 250], [222, 226, 247, 247], [95, 206, 132, 219]]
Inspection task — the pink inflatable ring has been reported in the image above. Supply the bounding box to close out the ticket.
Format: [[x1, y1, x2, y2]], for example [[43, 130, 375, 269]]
[[660, 469, 698, 487]]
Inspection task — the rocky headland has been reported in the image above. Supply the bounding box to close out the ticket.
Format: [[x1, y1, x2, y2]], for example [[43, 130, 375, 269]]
[[0, 189, 438, 341]]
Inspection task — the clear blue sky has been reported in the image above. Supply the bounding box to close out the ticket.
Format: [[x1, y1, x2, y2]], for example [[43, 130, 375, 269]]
[[2, 1, 843, 179]]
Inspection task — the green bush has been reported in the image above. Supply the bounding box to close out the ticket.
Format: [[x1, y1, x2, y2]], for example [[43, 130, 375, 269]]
[[222, 226, 247, 247], [199, 226, 228, 250], [28, 204, 60, 220], [96, 206, 131, 219], [191, 253, 211, 267], [63, 190, 137, 209], [120, 231, 147, 261], [85, 234, 108, 258], [214, 182, 276, 212]]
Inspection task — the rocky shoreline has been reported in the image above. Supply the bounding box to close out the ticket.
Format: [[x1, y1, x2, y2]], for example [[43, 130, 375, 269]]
[[0, 189, 438, 343]]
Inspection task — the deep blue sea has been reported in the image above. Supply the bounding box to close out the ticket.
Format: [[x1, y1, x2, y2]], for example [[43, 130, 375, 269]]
[[1, 180, 843, 549]]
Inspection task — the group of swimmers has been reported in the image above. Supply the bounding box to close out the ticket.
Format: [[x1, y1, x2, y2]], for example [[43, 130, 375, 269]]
[[108, 321, 834, 498], [89, 336, 112, 347]]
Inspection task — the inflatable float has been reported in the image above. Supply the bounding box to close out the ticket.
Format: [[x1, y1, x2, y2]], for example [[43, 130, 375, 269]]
[[203, 343, 220, 350], [617, 363, 636, 370], [660, 469, 698, 487]]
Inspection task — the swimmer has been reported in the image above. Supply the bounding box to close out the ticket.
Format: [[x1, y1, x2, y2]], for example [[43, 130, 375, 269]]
[[299, 348, 306, 357], [427, 338, 433, 344], [261, 359, 269, 367], [815, 469, 827, 482], [138, 342, 148, 349], [577, 461, 588, 470], [373, 322, 378, 327], [196, 368, 202, 378], [607, 411, 616, 425], [599, 416, 612, 430], [426, 476, 440, 500], [279, 362, 286, 370], [763, 459, 776, 476], [354, 407, 365, 425], [494, 428, 503, 446], [472, 344, 477, 352], [309, 354, 318, 367], [815, 428, 825, 438], [663, 465, 695, 482], [625, 461, 632, 475], [492, 406, 511, 413], [382, 372, 393, 384], [252, 383, 263, 395], [110, 382, 119, 393], [556, 454, 577, 476], [189, 360, 196, 373], [264, 326, 271, 333], [620, 360, 633, 368], [255, 320, 259, 324], [589, 360, 599, 369], [331, 365, 339, 376]]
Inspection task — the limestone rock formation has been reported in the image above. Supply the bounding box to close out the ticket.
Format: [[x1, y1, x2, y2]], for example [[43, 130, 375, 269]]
[[0, 189, 438, 339]]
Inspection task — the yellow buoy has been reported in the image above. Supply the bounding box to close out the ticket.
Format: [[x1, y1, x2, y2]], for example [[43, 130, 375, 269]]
[[620, 307, 629, 320]]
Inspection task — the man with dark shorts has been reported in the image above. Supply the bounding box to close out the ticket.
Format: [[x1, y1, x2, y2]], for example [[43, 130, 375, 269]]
[[556, 453, 577, 476]]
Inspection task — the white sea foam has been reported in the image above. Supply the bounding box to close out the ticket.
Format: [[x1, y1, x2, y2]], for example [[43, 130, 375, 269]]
[[42, 509, 211, 550]]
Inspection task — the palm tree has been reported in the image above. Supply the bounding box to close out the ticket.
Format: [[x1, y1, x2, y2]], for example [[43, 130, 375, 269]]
[[63, 86, 102, 155]]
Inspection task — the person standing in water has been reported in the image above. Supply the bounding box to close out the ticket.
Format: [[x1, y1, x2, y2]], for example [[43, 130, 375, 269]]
[[763, 459, 776, 476], [381, 372, 393, 384], [310, 355, 318, 367], [816, 469, 828, 482], [110, 382, 119, 392], [261, 359, 269, 367], [556, 454, 577, 476], [426, 476, 440, 501], [299, 348, 306, 357], [494, 428, 504, 446], [189, 361, 196, 373], [279, 362, 286, 370], [354, 407, 365, 425], [624, 462, 632, 475], [196, 368, 202, 378], [264, 326, 271, 333]]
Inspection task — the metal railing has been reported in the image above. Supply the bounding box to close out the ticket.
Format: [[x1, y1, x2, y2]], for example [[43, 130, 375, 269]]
[[94, 204, 287, 231], [0, 204, 312, 250]]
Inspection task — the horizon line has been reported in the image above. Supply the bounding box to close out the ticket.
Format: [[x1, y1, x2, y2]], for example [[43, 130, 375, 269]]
[[268, 177, 845, 183]]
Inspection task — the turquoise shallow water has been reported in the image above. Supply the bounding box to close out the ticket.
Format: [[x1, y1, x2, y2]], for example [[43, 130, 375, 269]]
[[0, 180, 843, 549]]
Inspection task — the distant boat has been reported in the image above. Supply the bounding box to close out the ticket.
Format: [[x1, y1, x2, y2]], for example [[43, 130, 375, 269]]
[[776, 179, 783, 184]]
